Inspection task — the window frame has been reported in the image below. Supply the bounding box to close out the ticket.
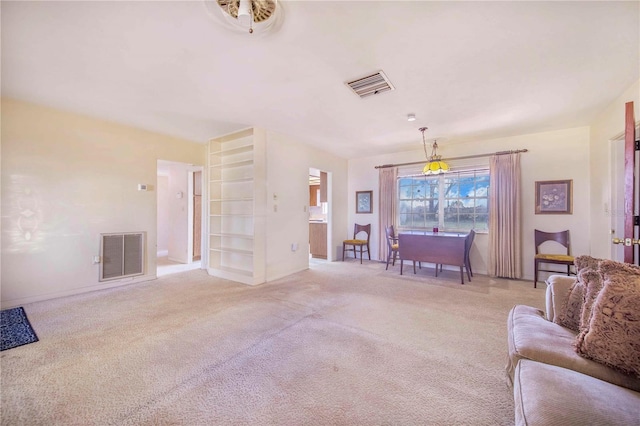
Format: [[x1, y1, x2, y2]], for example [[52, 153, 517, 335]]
[[397, 168, 490, 233]]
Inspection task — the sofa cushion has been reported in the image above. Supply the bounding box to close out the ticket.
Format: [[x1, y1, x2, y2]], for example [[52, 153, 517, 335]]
[[506, 305, 640, 391], [575, 261, 640, 378], [513, 359, 640, 426]]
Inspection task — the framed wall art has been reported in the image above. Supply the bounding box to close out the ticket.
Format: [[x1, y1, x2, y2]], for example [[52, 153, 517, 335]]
[[535, 179, 573, 214], [356, 190, 373, 214]]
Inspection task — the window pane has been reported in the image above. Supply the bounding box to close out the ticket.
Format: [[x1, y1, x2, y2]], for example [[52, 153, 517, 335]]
[[397, 171, 489, 231], [475, 198, 488, 213]]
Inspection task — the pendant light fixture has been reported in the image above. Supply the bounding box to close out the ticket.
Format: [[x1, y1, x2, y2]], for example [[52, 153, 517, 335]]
[[420, 127, 450, 175]]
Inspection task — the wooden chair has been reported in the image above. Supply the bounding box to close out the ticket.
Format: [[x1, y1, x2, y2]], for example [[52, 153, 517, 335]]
[[534, 229, 575, 288], [385, 225, 399, 270], [342, 224, 371, 264], [465, 230, 476, 278]]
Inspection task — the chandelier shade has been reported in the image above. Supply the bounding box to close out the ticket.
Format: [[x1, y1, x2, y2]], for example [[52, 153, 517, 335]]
[[422, 159, 450, 175], [419, 127, 450, 175]]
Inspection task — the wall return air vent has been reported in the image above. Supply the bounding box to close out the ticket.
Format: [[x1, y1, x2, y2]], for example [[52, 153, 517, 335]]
[[346, 71, 395, 99], [100, 232, 145, 281]]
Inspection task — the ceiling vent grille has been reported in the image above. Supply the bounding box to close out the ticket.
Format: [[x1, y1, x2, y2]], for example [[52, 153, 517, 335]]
[[346, 71, 395, 99]]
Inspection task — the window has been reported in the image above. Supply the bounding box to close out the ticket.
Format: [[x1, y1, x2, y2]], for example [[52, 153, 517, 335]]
[[398, 169, 489, 232]]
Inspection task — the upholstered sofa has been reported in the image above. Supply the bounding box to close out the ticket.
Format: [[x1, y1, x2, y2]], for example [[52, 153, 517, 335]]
[[506, 257, 640, 425]]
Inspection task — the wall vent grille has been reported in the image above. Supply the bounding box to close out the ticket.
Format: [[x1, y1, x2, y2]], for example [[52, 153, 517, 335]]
[[100, 232, 145, 281], [346, 71, 395, 98]]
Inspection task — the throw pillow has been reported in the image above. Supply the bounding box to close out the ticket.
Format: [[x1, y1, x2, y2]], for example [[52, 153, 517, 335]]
[[579, 269, 604, 331], [575, 262, 640, 378], [555, 280, 584, 331], [574, 255, 602, 274]]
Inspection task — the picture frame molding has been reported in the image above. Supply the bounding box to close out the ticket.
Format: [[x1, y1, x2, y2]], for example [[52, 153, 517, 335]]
[[355, 190, 373, 214], [535, 179, 573, 215]]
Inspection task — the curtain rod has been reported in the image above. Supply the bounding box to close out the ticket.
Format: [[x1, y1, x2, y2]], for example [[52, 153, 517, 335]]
[[374, 149, 529, 169]]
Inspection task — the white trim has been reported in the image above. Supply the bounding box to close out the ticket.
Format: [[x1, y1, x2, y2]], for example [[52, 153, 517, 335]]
[[0, 274, 157, 310]]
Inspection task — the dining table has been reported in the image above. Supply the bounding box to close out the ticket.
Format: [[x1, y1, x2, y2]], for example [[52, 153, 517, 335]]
[[397, 230, 471, 284]]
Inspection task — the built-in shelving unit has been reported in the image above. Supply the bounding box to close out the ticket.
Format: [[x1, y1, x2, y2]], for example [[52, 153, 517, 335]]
[[207, 128, 266, 285]]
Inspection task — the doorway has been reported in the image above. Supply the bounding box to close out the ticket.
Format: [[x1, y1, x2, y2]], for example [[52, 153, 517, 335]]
[[157, 160, 204, 277], [309, 168, 331, 262], [609, 124, 640, 263]]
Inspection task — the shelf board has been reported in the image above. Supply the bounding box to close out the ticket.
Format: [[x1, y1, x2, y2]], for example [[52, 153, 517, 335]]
[[212, 265, 253, 277], [209, 232, 254, 239], [210, 159, 253, 169], [210, 197, 253, 202], [210, 247, 253, 256], [222, 145, 253, 156], [209, 214, 253, 218], [209, 177, 254, 184]]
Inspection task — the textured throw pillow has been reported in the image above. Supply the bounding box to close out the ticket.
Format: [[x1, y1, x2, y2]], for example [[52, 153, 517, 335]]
[[574, 255, 602, 275], [575, 262, 640, 378], [555, 280, 584, 331], [572, 255, 605, 331], [579, 269, 604, 331]]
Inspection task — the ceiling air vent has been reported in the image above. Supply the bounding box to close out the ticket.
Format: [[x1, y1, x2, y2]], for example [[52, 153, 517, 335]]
[[346, 71, 395, 99]]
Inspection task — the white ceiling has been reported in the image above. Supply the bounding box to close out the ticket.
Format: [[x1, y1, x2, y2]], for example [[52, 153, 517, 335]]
[[2, 1, 638, 159]]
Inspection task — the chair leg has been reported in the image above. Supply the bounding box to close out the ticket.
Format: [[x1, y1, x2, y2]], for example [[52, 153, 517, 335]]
[[342, 243, 346, 261], [392, 251, 397, 266], [386, 250, 391, 270], [413, 261, 416, 274], [534, 262, 538, 288], [367, 244, 370, 260], [400, 260, 404, 275], [460, 266, 464, 284], [359, 245, 363, 264]]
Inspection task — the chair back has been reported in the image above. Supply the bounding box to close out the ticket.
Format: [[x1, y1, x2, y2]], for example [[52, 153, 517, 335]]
[[354, 223, 371, 242], [465, 229, 476, 257], [385, 225, 396, 250], [534, 229, 570, 255]]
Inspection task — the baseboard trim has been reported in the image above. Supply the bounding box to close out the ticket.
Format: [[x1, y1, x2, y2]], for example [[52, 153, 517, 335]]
[[0, 274, 158, 310]]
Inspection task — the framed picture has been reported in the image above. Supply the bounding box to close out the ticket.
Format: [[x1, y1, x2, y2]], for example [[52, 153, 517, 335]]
[[535, 180, 573, 214], [356, 190, 373, 214]]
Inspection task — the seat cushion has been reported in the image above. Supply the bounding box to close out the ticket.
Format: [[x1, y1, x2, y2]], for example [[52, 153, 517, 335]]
[[534, 254, 574, 262], [391, 243, 398, 250], [506, 305, 640, 391], [514, 360, 640, 426], [343, 239, 367, 245]]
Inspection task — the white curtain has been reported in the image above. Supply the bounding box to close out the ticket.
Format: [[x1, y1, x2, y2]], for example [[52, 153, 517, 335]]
[[378, 167, 397, 261], [488, 153, 522, 278]]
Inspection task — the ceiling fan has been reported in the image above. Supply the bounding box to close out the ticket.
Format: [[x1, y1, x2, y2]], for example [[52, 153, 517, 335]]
[[205, 0, 283, 35]]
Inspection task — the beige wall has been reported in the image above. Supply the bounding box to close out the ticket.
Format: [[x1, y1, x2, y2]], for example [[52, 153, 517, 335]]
[[348, 126, 591, 281], [1, 99, 206, 308], [589, 79, 640, 260], [156, 174, 170, 256], [264, 130, 348, 281]]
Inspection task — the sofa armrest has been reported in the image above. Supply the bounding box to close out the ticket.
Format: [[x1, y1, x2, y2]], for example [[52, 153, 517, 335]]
[[545, 275, 578, 322]]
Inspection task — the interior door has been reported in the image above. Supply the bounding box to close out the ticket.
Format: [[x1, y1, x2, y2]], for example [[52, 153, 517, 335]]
[[612, 102, 639, 264]]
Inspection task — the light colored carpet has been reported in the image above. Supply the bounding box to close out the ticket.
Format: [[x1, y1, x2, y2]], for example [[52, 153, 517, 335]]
[[1, 261, 545, 425]]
